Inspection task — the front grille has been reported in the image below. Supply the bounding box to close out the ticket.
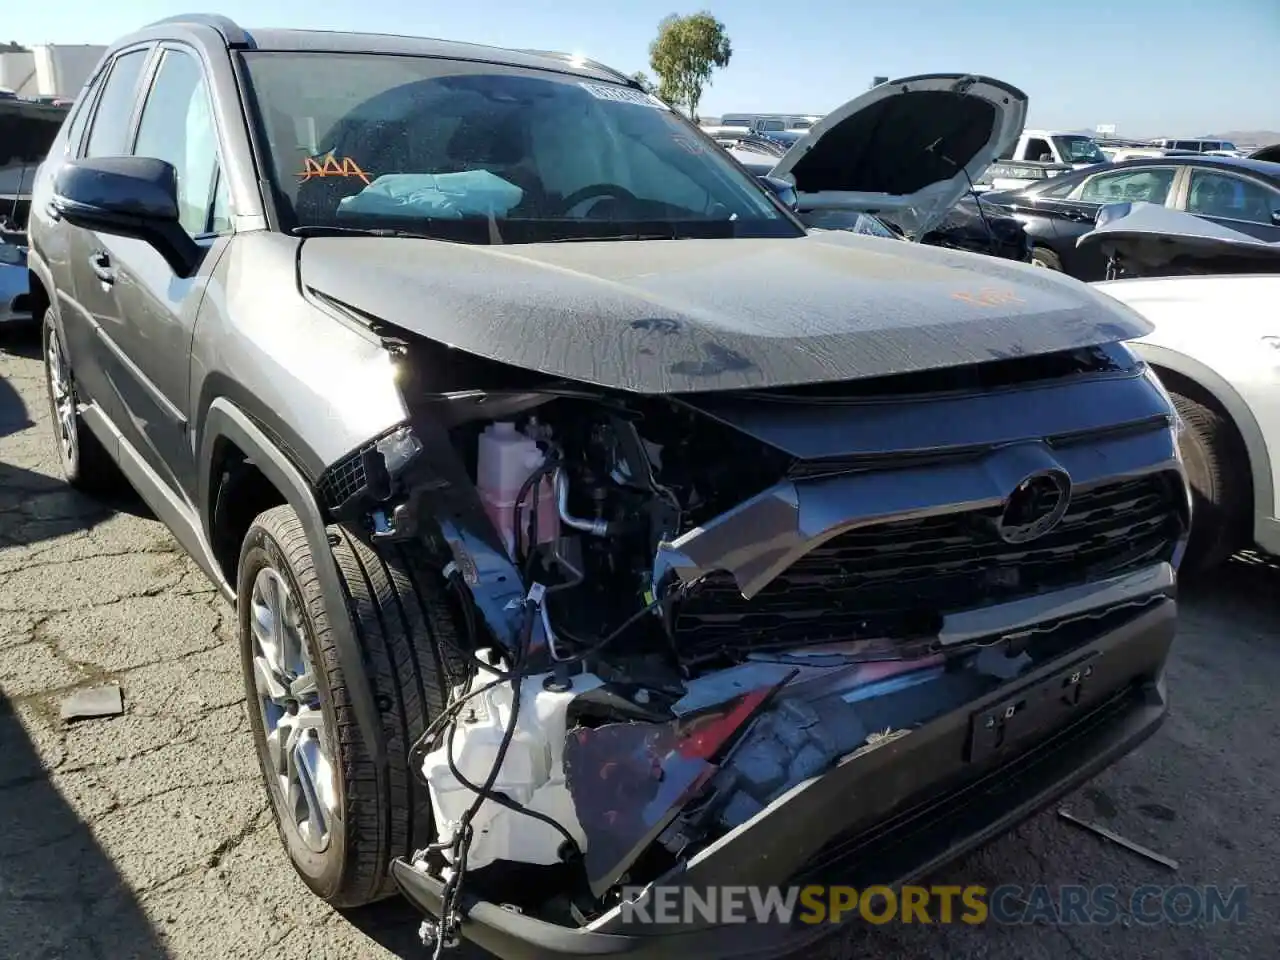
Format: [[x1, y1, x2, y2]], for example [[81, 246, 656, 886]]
[[672, 472, 1182, 660]]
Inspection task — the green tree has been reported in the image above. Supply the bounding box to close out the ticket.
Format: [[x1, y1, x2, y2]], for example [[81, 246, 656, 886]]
[[648, 12, 732, 121]]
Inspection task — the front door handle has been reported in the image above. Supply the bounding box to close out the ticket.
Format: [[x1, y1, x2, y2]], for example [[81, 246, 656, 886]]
[[89, 250, 116, 286]]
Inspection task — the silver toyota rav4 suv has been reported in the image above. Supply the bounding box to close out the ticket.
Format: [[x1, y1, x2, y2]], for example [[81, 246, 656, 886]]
[[26, 14, 1189, 959]]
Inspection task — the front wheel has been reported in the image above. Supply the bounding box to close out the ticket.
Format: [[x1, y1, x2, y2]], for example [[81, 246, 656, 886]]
[[238, 504, 466, 907], [1030, 246, 1063, 271], [1170, 389, 1252, 576]]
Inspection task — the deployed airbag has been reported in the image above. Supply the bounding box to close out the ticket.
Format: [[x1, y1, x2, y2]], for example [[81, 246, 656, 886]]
[[338, 170, 524, 219]]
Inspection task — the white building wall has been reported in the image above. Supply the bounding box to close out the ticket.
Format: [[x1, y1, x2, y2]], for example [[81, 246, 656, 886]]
[[0, 44, 107, 99]]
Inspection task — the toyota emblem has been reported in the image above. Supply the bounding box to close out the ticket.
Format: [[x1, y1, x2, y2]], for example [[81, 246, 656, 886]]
[[995, 471, 1072, 544]]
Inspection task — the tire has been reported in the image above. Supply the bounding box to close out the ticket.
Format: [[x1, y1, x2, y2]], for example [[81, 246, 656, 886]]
[[41, 308, 124, 495], [1030, 246, 1063, 271], [238, 504, 466, 907], [1169, 388, 1251, 575]]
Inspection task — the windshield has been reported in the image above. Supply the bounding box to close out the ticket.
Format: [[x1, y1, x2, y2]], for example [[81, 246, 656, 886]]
[[240, 52, 798, 243], [1052, 135, 1107, 164]]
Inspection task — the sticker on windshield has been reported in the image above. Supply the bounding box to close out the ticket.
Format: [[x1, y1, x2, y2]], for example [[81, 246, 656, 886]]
[[579, 81, 670, 110], [298, 151, 371, 184]]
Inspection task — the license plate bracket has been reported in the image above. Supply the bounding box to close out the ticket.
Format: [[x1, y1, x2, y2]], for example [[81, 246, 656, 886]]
[[967, 656, 1096, 763]]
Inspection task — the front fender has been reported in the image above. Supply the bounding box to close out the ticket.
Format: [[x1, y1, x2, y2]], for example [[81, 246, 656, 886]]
[[198, 397, 386, 766]]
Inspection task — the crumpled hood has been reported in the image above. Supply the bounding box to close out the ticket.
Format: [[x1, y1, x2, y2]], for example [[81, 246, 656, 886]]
[[300, 230, 1152, 394]]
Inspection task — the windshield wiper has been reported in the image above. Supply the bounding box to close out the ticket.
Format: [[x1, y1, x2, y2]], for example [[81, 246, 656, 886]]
[[548, 233, 677, 243], [290, 225, 436, 239]]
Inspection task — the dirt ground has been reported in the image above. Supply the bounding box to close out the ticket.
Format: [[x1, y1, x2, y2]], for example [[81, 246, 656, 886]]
[[2, 331, 1277, 959]]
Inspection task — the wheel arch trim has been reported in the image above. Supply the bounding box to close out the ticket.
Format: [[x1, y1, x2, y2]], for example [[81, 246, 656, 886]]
[[199, 396, 387, 765]]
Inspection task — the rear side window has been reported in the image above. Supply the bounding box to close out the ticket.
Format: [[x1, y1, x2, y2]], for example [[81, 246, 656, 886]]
[[1078, 167, 1176, 205], [84, 49, 150, 157], [1186, 170, 1280, 224], [62, 72, 106, 156], [1037, 175, 1081, 199]]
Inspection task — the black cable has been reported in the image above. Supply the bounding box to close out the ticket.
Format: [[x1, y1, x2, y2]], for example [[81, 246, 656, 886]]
[[433, 599, 534, 959], [960, 165, 1000, 254], [409, 674, 510, 779], [546, 592, 668, 666], [440, 578, 514, 680], [440, 703, 580, 853], [512, 455, 559, 571]]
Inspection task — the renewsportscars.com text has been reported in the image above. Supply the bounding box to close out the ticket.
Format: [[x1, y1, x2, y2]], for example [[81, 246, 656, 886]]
[[616, 884, 1249, 927]]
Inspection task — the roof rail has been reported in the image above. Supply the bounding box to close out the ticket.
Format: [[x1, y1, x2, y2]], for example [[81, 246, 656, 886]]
[[515, 49, 639, 87], [145, 13, 253, 47]]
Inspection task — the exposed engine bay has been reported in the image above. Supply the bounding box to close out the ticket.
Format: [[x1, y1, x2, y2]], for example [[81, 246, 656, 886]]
[[316, 346, 1187, 948]]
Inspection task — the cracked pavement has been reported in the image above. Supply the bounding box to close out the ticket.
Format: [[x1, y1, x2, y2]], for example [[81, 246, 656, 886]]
[[2, 330, 1278, 959]]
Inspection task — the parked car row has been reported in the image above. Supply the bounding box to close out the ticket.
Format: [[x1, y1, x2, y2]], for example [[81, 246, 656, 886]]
[[982, 155, 1280, 278]]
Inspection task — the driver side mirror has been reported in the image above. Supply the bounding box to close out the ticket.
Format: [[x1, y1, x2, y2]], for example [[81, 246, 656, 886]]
[[50, 156, 203, 278], [1272, 209, 1280, 226], [758, 175, 798, 210]]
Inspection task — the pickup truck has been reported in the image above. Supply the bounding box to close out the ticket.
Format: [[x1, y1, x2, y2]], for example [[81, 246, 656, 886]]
[[975, 129, 1109, 192]]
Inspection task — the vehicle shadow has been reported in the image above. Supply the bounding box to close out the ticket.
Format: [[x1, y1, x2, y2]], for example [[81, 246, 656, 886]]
[[0, 690, 168, 959], [1, 338, 153, 546], [1178, 549, 1280, 625], [0, 323, 42, 362], [343, 898, 493, 960]]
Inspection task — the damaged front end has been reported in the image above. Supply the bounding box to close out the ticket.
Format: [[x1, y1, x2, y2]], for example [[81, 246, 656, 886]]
[[314, 337, 1187, 959]]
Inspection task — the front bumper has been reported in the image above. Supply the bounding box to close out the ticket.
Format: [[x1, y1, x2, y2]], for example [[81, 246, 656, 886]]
[[392, 596, 1174, 960]]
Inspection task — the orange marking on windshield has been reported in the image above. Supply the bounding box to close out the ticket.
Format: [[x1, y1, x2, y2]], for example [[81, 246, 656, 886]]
[[298, 153, 371, 184]]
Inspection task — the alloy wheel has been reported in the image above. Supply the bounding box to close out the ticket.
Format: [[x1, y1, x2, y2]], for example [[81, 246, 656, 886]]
[[249, 566, 337, 854], [46, 331, 77, 465]]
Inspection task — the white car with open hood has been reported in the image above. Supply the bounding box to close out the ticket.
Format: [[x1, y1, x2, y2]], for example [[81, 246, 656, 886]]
[[725, 73, 1027, 239]]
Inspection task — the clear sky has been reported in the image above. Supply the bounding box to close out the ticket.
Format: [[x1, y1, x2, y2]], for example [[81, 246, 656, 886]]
[[7, 0, 1278, 135]]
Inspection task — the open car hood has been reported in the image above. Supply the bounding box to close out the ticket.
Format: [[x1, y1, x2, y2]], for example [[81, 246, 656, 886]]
[[1078, 201, 1280, 277], [769, 74, 1028, 238]]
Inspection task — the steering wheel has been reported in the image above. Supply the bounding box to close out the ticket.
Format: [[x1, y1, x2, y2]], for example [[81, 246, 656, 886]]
[[556, 183, 639, 216]]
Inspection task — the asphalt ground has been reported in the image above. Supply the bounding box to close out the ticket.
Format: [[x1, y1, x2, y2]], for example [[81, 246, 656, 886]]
[[2, 328, 1276, 959]]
